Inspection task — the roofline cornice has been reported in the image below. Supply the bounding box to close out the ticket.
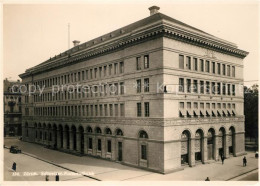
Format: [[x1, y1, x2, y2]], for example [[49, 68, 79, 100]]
[[19, 24, 248, 79]]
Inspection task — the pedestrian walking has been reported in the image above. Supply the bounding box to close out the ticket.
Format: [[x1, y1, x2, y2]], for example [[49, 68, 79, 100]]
[[12, 162, 16, 172], [55, 173, 59, 181], [45, 175, 49, 181], [243, 156, 247, 167], [205, 177, 210, 181], [221, 155, 225, 165]]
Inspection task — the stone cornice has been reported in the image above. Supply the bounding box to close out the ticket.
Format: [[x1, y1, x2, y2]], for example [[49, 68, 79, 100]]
[[19, 21, 248, 79]]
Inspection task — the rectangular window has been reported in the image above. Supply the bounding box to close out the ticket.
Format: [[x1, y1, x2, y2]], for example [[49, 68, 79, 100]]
[[90, 69, 93, 79], [89, 138, 93, 149], [212, 82, 215, 94], [78, 72, 81, 81], [186, 56, 191, 70], [115, 104, 118, 117], [86, 70, 89, 80], [107, 140, 111, 153], [193, 58, 198, 71], [104, 66, 107, 76], [232, 84, 235, 96], [217, 83, 221, 95], [194, 102, 198, 109], [109, 104, 113, 116], [206, 61, 210, 72], [144, 78, 149, 92], [144, 55, 149, 69], [206, 81, 210, 94], [141, 145, 147, 160], [137, 103, 142, 117], [94, 68, 98, 78], [109, 64, 112, 75], [179, 55, 184, 69], [90, 105, 93, 116], [193, 80, 198, 93], [114, 83, 119, 95], [200, 59, 204, 72], [217, 63, 221, 75], [187, 79, 191, 93], [212, 62, 215, 74], [99, 67, 102, 78], [104, 104, 108, 116], [120, 104, 125, 117], [120, 62, 124, 73], [227, 65, 231, 76], [232, 66, 235, 77], [114, 63, 118, 74], [99, 105, 103, 116], [218, 103, 221, 109], [200, 81, 204, 94], [222, 83, 226, 95], [98, 139, 101, 151], [136, 57, 141, 70], [144, 102, 150, 117], [82, 71, 85, 80], [180, 102, 184, 109], [120, 82, 124, 95], [137, 79, 141, 93], [187, 102, 191, 109], [228, 84, 231, 95], [200, 103, 204, 109], [179, 78, 184, 92], [222, 64, 226, 75]]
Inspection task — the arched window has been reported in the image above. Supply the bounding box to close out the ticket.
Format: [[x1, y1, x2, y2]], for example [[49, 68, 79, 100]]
[[139, 130, 148, 139], [96, 127, 102, 134], [87, 126, 92, 133], [116, 129, 123, 136], [105, 128, 112, 135]]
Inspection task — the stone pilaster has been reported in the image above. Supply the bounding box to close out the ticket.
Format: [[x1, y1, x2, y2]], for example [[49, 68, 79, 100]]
[[224, 134, 229, 158], [76, 132, 81, 153], [214, 135, 218, 161], [189, 138, 196, 167], [203, 137, 208, 163]]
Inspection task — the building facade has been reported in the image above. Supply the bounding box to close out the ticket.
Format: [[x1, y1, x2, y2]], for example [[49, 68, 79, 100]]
[[19, 6, 248, 173], [4, 79, 22, 136]]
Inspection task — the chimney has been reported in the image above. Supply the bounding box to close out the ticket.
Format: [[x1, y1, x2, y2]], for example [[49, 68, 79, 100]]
[[72, 40, 80, 47], [149, 6, 160, 16]]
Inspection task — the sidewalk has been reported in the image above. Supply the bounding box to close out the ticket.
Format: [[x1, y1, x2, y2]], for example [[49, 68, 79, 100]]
[[4, 138, 259, 181]]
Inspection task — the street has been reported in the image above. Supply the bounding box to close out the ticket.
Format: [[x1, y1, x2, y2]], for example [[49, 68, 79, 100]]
[[4, 138, 259, 181]]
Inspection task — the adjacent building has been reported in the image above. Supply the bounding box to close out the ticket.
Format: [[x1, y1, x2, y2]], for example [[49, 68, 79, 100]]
[[19, 6, 248, 173], [4, 78, 22, 136]]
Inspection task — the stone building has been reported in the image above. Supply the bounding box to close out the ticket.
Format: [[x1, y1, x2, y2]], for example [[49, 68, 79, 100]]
[[4, 78, 22, 136], [19, 6, 248, 173]]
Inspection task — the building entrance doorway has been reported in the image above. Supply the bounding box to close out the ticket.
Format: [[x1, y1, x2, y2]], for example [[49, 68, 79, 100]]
[[118, 142, 123, 161]]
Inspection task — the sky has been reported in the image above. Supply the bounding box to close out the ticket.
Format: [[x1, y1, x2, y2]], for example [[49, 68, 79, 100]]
[[2, 1, 259, 87]]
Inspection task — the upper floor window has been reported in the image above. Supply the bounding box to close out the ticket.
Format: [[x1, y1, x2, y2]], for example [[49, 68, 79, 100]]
[[227, 65, 231, 76], [144, 55, 149, 69], [136, 57, 141, 70], [137, 103, 142, 117], [187, 79, 191, 93], [144, 78, 149, 92], [179, 55, 184, 69], [114, 63, 118, 75], [222, 64, 226, 75], [144, 102, 150, 117], [179, 78, 184, 92], [200, 59, 204, 72], [206, 61, 210, 72], [186, 56, 191, 70], [232, 66, 235, 77], [119, 62, 124, 73], [136, 79, 141, 93], [212, 62, 215, 74], [217, 63, 221, 75], [109, 65, 112, 75], [193, 58, 198, 71]]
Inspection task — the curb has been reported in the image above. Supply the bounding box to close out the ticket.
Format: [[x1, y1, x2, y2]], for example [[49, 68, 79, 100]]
[[4, 146, 101, 181], [225, 168, 258, 181]]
